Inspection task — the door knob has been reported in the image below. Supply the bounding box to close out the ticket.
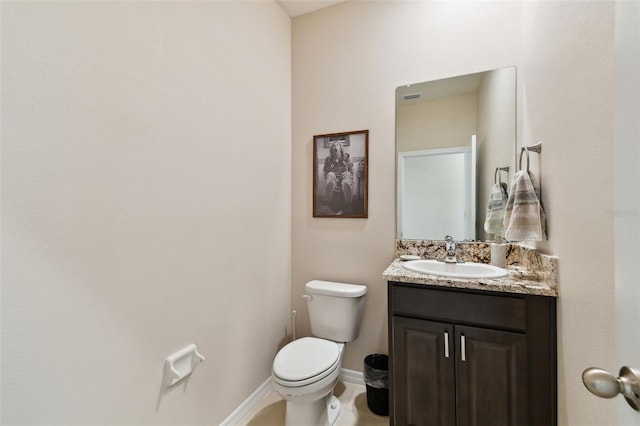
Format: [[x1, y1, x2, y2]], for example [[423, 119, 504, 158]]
[[582, 366, 640, 411]]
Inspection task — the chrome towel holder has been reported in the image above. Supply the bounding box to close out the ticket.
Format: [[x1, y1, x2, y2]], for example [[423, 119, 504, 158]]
[[494, 165, 510, 184], [519, 142, 542, 172]]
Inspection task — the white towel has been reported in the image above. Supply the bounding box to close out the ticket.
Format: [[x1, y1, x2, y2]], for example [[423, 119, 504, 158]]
[[503, 170, 546, 241], [484, 181, 509, 237]]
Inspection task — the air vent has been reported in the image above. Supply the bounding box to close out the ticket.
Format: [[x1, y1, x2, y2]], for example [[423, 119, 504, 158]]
[[403, 93, 421, 100]]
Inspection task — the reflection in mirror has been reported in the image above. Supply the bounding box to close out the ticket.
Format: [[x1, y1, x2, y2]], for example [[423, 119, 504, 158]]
[[396, 66, 516, 241], [398, 144, 476, 239]]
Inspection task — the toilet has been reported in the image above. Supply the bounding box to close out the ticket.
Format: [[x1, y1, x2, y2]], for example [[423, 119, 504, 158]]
[[271, 280, 367, 426]]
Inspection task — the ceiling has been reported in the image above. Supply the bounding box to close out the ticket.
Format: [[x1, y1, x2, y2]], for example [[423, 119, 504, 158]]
[[277, 0, 347, 18]]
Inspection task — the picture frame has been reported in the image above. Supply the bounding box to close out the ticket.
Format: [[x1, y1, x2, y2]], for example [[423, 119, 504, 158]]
[[313, 129, 368, 218]]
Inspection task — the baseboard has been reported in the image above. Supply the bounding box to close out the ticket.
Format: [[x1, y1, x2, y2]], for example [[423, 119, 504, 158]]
[[219, 376, 272, 426], [339, 368, 365, 386], [220, 368, 364, 425]]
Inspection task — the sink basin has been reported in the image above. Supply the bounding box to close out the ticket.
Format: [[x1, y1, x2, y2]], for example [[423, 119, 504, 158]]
[[401, 259, 508, 279]]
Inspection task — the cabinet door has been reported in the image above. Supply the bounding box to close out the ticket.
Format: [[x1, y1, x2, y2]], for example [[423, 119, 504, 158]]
[[455, 325, 528, 426], [392, 316, 455, 426]]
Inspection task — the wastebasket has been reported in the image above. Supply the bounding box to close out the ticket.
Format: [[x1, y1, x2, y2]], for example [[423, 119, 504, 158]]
[[363, 354, 389, 416]]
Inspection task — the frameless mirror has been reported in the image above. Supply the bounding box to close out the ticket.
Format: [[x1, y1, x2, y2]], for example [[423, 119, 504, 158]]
[[396, 66, 516, 241]]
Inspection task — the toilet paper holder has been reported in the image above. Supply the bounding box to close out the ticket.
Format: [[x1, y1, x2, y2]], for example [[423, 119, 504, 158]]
[[164, 343, 205, 387]]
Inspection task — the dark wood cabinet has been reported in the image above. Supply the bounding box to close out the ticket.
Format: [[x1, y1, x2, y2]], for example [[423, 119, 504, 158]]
[[455, 325, 529, 426], [392, 316, 455, 426], [388, 282, 556, 426]]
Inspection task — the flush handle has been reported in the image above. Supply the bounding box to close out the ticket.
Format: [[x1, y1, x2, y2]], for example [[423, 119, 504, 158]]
[[582, 366, 640, 411]]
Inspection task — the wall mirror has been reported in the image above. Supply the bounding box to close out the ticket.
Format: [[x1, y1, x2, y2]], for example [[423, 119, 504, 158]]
[[396, 66, 516, 241]]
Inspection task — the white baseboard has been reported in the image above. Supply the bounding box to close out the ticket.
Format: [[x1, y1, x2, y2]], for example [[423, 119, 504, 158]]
[[339, 368, 365, 386], [219, 376, 272, 426], [220, 368, 364, 425]]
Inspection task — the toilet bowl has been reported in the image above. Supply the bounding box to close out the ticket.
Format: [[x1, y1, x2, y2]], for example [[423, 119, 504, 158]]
[[271, 280, 367, 426], [272, 337, 344, 425]]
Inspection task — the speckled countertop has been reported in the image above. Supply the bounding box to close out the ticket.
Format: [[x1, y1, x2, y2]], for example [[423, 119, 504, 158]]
[[383, 240, 558, 297]]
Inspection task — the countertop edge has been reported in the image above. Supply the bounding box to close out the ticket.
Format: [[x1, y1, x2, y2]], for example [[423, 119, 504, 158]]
[[383, 259, 558, 297]]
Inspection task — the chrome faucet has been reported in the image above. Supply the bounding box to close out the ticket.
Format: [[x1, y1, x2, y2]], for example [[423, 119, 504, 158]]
[[443, 235, 458, 263]]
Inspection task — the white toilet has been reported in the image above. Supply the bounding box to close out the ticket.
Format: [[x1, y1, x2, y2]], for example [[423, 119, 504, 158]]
[[271, 280, 367, 426]]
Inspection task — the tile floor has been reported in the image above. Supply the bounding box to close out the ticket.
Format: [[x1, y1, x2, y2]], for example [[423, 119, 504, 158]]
[[237, 380, 389, 426]]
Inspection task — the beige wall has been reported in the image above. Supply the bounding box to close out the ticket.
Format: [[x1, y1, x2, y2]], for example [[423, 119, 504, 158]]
[[477, 67, 517, 240], [1, 1, 291, 424], [396, 93, 478, 152], [292, 2, 616, 425], [521, 2, 616, 424]]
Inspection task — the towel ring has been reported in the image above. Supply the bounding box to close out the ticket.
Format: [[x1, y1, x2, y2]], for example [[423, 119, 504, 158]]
[[519, 142, 542, 172], [519, 147, 531, 172], [494, 165, 510, 184]]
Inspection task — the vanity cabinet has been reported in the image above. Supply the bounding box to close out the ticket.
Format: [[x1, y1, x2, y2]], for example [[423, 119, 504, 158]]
[[388, 282, 556, 426]]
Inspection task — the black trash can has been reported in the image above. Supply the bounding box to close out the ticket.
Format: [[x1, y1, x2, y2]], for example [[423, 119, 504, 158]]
[[363, 354, 389, 416]]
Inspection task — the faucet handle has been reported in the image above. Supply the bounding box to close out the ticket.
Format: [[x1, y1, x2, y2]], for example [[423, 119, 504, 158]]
[[444, 235, 455, 251]]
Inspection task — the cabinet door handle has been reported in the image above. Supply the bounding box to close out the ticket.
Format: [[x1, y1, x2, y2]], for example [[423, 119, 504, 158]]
[[444, 331, 449, 358], [461, 334, 466, 362]]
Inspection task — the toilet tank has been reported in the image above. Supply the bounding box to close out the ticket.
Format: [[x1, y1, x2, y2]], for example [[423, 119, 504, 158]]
[[305, 280, 367, 342]]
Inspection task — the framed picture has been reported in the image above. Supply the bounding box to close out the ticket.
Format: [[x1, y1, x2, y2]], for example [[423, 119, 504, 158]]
[[313, 129, 368, 218]]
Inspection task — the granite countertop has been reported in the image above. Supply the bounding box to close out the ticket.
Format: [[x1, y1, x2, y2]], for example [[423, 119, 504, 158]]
[[383, 258, 558, 297]]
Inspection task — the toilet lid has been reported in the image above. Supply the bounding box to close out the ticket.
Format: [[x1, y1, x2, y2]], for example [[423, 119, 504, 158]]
[[273, 337, 340, 382]]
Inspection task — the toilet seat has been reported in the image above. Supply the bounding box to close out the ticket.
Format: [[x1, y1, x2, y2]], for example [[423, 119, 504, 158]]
[[272, 337, 340, 387]]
